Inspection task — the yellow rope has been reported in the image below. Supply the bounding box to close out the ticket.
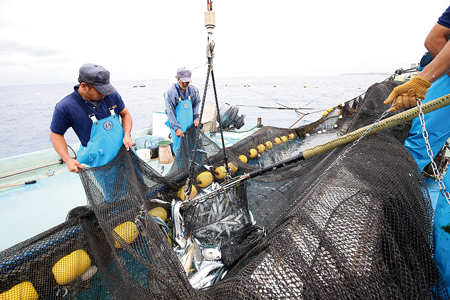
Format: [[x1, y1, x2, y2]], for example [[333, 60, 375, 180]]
[[303, 94, 450, 160]]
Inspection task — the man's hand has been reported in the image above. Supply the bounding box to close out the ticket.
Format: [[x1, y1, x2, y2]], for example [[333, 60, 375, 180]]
[[66, 158, 83, 173], [389, 88, 418, 112], [176, 129, 184, 138], [194, 119, 199, 127], [384, 76, 432, 112], [123, 135, 134, 150]]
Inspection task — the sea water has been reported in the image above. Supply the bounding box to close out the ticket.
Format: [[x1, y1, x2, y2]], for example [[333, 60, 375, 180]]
[[0, 74, 389, 159]]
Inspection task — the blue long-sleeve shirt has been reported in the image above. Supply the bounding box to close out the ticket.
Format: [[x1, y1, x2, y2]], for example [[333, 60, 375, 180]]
[[164, 83, 201, 131]]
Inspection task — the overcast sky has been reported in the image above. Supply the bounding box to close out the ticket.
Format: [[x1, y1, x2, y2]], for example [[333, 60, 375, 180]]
[[0, 0, 449, 86]]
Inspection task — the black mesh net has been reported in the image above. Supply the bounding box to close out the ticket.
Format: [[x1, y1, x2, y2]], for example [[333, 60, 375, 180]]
[[1, 81, 448, 299]]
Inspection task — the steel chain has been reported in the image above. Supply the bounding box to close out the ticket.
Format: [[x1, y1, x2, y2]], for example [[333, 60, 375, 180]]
[[417, 99, 450, 205]]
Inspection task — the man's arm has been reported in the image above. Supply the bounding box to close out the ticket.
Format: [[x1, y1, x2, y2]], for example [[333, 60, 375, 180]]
[[385, 7, 450, 111], [164, 91, 181, 130], [384, 38, 450, 112], [164, 90, 184, 137], [50, 132, 83, 173], [419, 41, 450, 83], [424, 23, 450, 58], [192, 87, 201, 127], [119, 106, 133, 150]]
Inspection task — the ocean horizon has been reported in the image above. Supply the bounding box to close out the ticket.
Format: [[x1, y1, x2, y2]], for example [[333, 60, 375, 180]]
[[0, 74, 390, 159]]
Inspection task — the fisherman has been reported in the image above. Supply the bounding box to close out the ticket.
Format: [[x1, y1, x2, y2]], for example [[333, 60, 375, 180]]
[[384, 5, 450, 293], [164, 67, 201, 155], [50, 63, 134, 173]]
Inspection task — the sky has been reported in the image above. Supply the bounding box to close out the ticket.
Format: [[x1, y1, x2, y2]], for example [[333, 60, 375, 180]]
[[0, 0, 449, 86]]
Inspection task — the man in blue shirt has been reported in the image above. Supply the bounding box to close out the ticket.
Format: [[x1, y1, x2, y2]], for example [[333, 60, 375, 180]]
[[384, 5, 450, 293], [164, 68, 201, 155], [50, 63, 133, 173]]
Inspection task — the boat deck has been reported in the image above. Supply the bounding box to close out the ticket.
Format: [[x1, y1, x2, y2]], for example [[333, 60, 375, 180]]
[[0, 171, 85, 250]]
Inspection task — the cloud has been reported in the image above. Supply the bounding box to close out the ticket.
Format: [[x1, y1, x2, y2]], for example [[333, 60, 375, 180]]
[[0, 0, 449, 86], [0, 40, 61, 57]]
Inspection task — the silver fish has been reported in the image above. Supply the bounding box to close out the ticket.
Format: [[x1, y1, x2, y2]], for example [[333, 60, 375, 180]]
[[193, 239, 203, 271], [192, 274, 215, 289], [189, 262, 223, 286]]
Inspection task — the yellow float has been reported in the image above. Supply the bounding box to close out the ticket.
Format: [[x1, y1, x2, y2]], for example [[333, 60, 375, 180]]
[[228, 162, 238, 173], [273, 138, 281, 145], [281, 136, 288, 143], [257, 144, 265, 153], [265, 141, 273, 149], [239, 155, 248, 163], [113, 221, 139, 249], [149, 207, 168, 222], [248, 149, 258, 158], [214, 166, 227, 180], [0, 281, 38, 300], [177, 185, 198, 200], [196, 171, 213, 188], [52, 249, 92, 285], [288, 133, 295, 140]]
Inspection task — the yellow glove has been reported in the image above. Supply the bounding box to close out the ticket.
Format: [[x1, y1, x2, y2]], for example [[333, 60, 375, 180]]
[[384, 76, 432, 112]]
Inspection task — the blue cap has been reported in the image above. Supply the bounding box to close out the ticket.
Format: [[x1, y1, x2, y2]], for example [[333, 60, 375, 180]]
[[177, 67, 191, 82], [79, 63, 117, 95]]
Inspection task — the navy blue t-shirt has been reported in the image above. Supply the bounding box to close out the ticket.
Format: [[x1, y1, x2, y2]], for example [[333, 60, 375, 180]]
[[438, 6, 450, 28], [50, 85, 125, 147]]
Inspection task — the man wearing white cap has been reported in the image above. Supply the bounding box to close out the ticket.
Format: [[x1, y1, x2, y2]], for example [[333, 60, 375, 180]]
[[164, 67, 201, 155], [50, 63, 133, 172]]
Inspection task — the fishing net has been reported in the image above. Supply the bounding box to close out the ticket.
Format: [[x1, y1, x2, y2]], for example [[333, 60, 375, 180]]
[[0, 80, 448, 299]]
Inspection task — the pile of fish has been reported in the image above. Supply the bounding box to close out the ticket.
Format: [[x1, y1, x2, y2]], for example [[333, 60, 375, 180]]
[[177, 238, 226, 289], [148, 182, 257, 289]]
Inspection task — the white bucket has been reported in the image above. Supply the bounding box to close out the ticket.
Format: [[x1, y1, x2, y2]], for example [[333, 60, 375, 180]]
[[136, 149, 152, 163]]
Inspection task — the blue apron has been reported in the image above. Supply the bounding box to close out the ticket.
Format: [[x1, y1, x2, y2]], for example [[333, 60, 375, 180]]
[[434, 184, 450, 295], [74, 95, 124, 168], [404, 74, 450, 293], [404, 75, 450, 171], [165, 96, 194, 156]]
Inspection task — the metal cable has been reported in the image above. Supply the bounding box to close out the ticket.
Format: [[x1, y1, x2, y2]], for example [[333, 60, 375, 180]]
[[184, 59, 212, 199], [210, 65, 231, 178], [184, 58, 231, 199]]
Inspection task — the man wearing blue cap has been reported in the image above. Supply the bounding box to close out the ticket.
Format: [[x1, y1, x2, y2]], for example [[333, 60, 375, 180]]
[[164, 67, 201, 155], [50, 63, 134, 172]]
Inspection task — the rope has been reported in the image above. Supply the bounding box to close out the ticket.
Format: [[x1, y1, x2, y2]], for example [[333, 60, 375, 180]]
[[191, 61, 208, 72], [302, 94, 450, 160]]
